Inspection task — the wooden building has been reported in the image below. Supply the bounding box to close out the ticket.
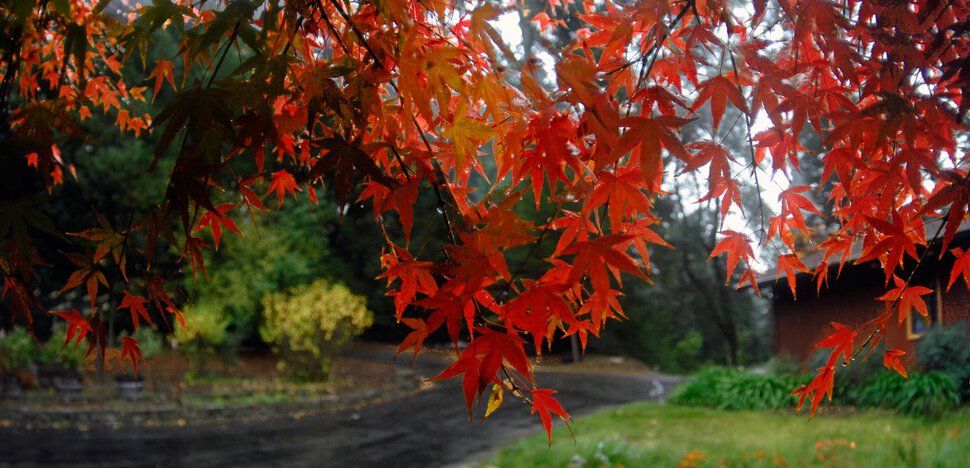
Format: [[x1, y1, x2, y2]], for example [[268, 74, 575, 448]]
[[763, 222, 970, 362]]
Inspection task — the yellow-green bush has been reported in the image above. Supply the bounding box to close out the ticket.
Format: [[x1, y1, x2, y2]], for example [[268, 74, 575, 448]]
[[260, 279, 373, 380], [174, 301, 229, 375]]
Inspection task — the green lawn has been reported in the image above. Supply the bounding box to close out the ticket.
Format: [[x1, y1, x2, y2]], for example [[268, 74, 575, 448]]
[[488, 404, 970, 467]]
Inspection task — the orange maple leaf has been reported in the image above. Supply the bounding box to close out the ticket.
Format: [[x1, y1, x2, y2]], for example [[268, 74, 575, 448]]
[[146, 59, 176, 101], [709, 230, 755, 281], [875, 275, 934, 324], [947, 247, 970, 291], [776, 254, 810, 299], [815, 321, 857, 368], [883, 349, 908, 379], [265, 170, 301, 207], [792, 365, 835, 417]]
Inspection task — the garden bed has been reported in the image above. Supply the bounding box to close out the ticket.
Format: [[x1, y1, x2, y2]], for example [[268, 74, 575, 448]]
[[0, 344, 417, 430]]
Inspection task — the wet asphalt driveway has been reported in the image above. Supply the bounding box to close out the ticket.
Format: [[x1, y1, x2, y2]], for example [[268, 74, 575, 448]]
[[0, 352, 680, 468]]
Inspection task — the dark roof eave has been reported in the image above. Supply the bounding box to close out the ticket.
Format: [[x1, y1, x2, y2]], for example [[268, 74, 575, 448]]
[[752, 217, 970, 288]]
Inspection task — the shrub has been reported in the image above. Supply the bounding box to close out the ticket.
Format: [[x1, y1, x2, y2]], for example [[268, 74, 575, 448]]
[[916, 321, 970, 401], [718, 373, 802, 411], [670, 367, 802, 410], [845, 372, 908, 408], [844, 371, 959, 418], [127, 327, 164, 360], [765, 354, 801, 376], [174, 301, 229, 375], [260, 279, 373, 381], [896, 372, 961, 418], [806, 345, 887, 404], [0, 328, 37, 373], [672, 330, 703, 372], [37, 324, 86, 375], [669, 366, 737, 408]]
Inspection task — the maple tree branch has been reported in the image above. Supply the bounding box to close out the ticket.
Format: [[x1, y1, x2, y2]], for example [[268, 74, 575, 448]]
[[297, 5, 408, 189], [0, 20, 24, 120], [629, 1, 692, 97], [508, 204, 564, 289], [847, 207, 957, 364], [315, 0, 354, 58], [321, 0, 464, 248], [327, 0, 386, 70], [206, 21, 240, 89], [728, 51, 770, 242]]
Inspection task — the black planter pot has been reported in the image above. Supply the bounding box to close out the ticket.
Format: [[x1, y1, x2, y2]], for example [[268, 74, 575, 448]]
[[1, 373, 23, 399], [115, 376, 145, 401], [37, 365, 57, 390], [53, 375, 84, 402]]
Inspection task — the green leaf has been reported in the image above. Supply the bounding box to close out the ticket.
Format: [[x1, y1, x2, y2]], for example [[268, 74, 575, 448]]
[[50, 0, 71, 16]]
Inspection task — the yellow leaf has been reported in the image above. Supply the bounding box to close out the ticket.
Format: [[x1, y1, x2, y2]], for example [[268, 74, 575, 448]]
[[444, 101, 492, 172], [484, 384, 504, 419]]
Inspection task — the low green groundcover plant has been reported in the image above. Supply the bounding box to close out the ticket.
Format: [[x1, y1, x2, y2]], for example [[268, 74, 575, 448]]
[[669, 367, 802, 411], [895, 372, 961, 418], [672, 364, 962, 417], [916, 322, 970, 401], [490, 404, 970, 467], [844, 372, 908, 408]]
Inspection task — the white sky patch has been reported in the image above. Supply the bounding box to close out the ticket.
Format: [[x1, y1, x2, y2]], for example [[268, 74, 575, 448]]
[[491, 12, 523, 48], [721, 110, 785, 267]]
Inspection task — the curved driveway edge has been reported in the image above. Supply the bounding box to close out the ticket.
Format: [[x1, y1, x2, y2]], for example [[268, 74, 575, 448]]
[[0, 350, 681, 468]]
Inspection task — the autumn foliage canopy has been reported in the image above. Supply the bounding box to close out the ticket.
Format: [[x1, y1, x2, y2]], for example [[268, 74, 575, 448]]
[[1, 0, 968, 439]]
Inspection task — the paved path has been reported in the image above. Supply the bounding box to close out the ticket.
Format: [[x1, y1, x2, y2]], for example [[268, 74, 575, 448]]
[[0, 351, 681, 468]]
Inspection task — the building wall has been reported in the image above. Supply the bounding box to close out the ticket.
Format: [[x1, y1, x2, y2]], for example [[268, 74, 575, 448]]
[[772, 262, 892, 361], [942, 285, 970, 325], [773, 237, 970, 365]]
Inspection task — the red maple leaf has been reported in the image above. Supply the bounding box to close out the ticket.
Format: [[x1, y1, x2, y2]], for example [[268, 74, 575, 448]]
[[947, 247, 970, 292], [875, 275, 934, 323], [434, 346, 484, 420], [815, 321, 856, 368], [562, 235, 648, 295], [585, 168, 653, 228], [265, 170, 301, 207], [531, 12, 564, 33], [530, 388, 571, 444], [379, 246, 439, 321], [118, 291, 153, 332], [396, 317, 430, 361], [883, 349, 908, 379], [50, 309, 93, 349], [690, 74, 749, 131], [777, 185, 821, 235], [550, 211, 597, 258], [120, 336, 143, 377], [920, 170, 970, 252], [792, 366, 835, 418], [856, 213, 920, 284], [192, 203, 243, 250], [776, 254, 810, 298], [708, 230, 755, 281]]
